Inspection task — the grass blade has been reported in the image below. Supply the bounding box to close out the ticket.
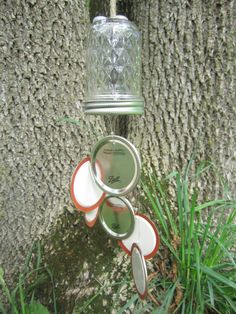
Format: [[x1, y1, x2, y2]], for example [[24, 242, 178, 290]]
[[45, 268, 58, 314], [0, 302, 7, 314], [195, 200, 235, 213], [160, 236, 180, 262], [200, 265, 236, 290], [155, 178, 178, 235], [194, 229, 203, 312], [142, 181, 169, 239], [155, 281, 177, 313], [207, 281, 215, 307], [19, 275, 26, 314], [209, 278, 236, 313], [186, 190, 197, 283], [117, 294, 139, 314], [175, 173, 186, 270], [0, 267, 19, 314]]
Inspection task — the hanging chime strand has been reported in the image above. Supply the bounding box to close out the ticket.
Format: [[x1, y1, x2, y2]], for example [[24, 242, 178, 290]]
[[109, 0, 118, 133], [110, 0, 117, 17]]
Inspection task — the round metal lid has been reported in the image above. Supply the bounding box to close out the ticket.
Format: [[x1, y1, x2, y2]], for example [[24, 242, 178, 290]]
[[112, 15, 128, 21], [90, 135, 141, 196], [70, 157, 105, 212], [85, 207, 99, 228], [92, 16, 107, 23], [118, 213, 160, 260], [99, 196, 135, 239], [131, 243, 148, 299]]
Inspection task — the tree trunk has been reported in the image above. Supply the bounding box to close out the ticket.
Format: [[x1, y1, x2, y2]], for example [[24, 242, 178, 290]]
[[126, 0, 236, 198], [0, 0, 107, 278]]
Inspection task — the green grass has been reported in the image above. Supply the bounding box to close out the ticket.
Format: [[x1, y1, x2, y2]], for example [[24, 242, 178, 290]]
[[141, 158, 236, 313], [0, 241, 57, 314]]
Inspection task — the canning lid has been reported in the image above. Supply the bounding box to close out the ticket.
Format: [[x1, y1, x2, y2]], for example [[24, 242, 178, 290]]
[[90, 135, 141, 196], [99, 196, 135, 239], [131, 243, 148, 299], [118, 213, 160, 260], [70, 157, 105, 212], [85, 207, 99, 228]]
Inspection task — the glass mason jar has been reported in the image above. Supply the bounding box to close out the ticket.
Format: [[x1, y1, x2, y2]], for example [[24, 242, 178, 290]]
[[83, 15, 144, 115]]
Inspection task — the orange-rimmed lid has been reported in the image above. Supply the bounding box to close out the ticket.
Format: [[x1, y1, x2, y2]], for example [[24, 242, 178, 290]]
[[85, 207, 99, 228], [131, 243, 148, 299], [70, 157, 105, 212], [118, 213, 160, 260]]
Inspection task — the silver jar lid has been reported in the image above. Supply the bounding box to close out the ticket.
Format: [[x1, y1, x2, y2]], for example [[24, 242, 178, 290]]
[[92, 16, 107, 23], [99, 196, 135, 239], [90, 135, 141, 196], [131, 243, 148, 299], [112, 15, 128, 20]]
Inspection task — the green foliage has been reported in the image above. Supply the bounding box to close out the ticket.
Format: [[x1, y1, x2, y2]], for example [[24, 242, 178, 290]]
[[0, 241, 57, 314], [140, 158, 236, 313], [26, 303, 50, 314]]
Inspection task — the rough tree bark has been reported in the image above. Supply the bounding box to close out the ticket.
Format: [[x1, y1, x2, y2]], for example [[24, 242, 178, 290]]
[[0, 0, 235, 312], [126, 0, 236, 198], [0, 0, 107, 278]]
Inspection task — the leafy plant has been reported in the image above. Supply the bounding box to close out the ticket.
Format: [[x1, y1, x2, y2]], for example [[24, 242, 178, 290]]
[[140, 158, 236, 313], [0, 241, 57, 314]]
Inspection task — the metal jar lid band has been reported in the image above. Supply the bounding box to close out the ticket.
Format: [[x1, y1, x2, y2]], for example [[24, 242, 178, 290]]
[[99, 196, 135, 239], [90, 135, 141, 196]]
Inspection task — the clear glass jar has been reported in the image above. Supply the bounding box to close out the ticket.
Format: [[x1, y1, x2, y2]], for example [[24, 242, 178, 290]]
[[84, 15, 144, 115]]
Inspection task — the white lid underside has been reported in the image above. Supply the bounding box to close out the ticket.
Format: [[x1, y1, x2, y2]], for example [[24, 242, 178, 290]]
[[121, 215, 157, 256], [73, 160, 103, 208], [85, 207, 99, 222]]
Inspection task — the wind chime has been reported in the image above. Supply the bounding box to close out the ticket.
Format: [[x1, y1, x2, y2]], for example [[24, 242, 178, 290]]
[[70, 0, 160, 299]]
